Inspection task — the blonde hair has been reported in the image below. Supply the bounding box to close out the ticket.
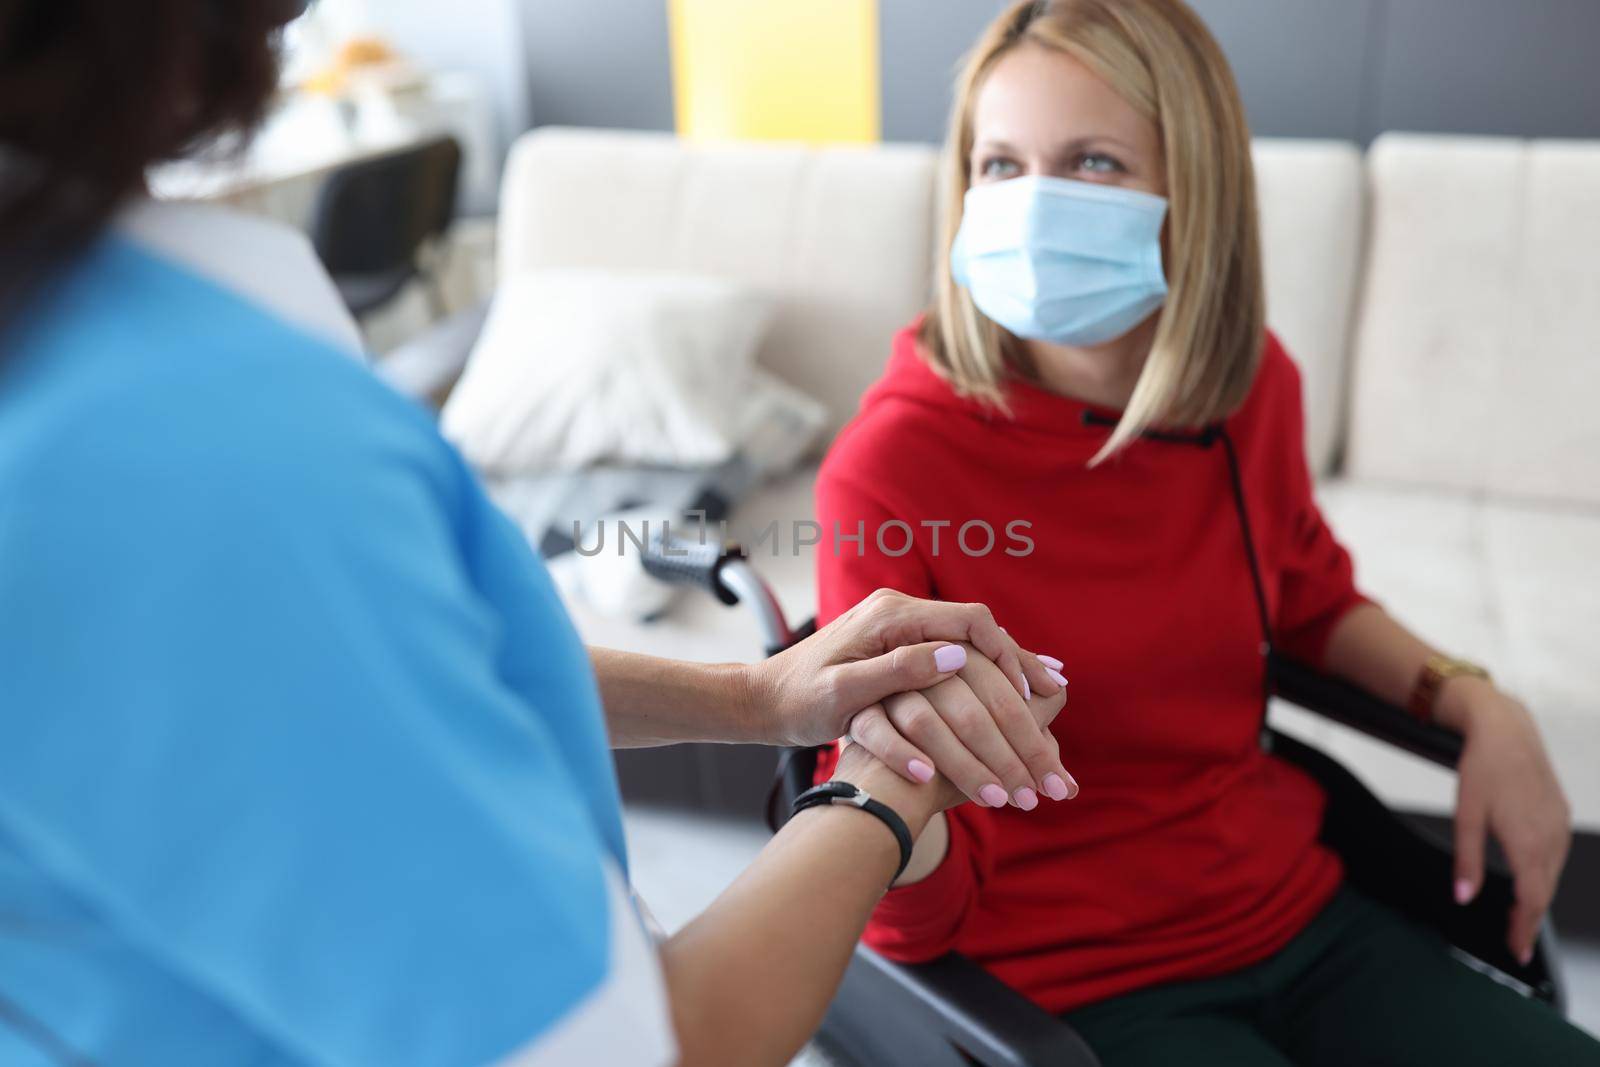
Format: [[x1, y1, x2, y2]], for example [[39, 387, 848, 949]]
[[923, 0, 1264, 462]]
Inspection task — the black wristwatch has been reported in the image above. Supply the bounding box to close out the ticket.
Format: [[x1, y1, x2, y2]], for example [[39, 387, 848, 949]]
[[792, 781, 915, 883]]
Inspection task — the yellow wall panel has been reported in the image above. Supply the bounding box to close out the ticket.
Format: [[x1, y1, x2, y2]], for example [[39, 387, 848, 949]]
[[668, 0, 881, 143]]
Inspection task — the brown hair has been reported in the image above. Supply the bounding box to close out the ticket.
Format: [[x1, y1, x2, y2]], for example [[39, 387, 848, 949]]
[[0, 0, 295, 318], [923, 0, 1265, 462]]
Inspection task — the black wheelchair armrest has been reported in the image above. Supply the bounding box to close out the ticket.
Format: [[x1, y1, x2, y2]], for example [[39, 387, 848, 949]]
[[822, 946, 1101, 1067], [1269, 653, 1464, 768], [1266, 661, 1567, 1009]]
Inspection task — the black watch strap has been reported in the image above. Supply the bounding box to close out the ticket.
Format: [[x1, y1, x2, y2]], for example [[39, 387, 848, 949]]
[[792, 781, 914, 883]]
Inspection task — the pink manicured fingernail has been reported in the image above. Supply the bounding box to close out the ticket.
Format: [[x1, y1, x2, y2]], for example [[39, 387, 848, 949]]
[[1043, 773, 1070, 801], [1046, 668, 1068, 687], [907, 759, 935, 783], [1038, 654, 1064, 670], [979, 784, 1008, 807], [1022, 676, 1031, 701], [935, 645, 966, 672], [1013, 787, 1038, 811], [1519, 946, 1534, 967], [1454, 878, 1475, 905]]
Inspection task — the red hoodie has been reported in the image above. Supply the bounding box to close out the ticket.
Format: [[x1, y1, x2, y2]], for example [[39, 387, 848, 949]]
[[813, 323, 1368, 1014]]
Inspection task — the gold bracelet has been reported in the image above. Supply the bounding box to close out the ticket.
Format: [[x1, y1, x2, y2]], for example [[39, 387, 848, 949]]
[[1407, 654, 1490, 719]]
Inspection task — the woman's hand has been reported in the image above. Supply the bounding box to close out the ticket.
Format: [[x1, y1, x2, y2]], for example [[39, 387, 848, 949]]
[[743, 588, 1068, 789], [1437, 678, 1572, 964], [869, 644, 1074, 809], [832, 662, 1070, 815]]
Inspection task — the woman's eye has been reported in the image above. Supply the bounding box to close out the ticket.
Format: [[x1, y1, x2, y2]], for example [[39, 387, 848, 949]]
[[978, 157, 1021, 180], [1076, 153, 1125, 175]]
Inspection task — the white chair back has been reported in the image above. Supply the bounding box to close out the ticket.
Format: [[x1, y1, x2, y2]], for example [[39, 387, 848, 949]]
[[1348, 134, 1600, 506]]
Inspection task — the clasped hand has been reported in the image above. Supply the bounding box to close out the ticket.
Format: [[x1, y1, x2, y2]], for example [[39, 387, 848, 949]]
[[745, 588, 1075, 811]]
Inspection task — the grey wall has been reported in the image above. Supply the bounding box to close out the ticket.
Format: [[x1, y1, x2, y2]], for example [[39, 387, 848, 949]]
[[520, 0, 675, 131], [374, 1, 529, 135], [518, 0, 1600, 145], [875, 0, 1387, 144], [343, 0, 529, 213]]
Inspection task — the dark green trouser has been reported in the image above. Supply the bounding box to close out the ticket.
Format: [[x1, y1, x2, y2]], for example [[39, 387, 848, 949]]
[[1063, 888, 1600, 1066]]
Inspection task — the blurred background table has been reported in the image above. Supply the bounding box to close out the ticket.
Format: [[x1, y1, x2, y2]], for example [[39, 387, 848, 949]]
[[151, 49, 500, 354]]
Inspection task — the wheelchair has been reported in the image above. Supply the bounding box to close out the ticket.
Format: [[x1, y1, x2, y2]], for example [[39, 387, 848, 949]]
[[640, 535, 1567, 1067]]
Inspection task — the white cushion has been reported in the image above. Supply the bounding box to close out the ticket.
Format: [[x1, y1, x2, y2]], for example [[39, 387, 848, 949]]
[[1348, 135, 1600, 507], [1492, 141, 1600, 505], [497, 128, 938, 442], [441, 269, 803, 473], [1252, 140, 1366, 476]]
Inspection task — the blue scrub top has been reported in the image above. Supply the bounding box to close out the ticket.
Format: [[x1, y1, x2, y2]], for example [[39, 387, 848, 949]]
[[0, 202, 676, 1066]]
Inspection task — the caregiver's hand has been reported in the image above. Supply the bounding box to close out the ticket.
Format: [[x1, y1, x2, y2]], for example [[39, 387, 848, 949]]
[[1436, 677, 1571, 965], [746, 588, 1067, 790]]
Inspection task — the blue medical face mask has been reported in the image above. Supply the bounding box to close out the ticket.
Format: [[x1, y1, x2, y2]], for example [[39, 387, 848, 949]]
[[951, 175, 1169, 347]]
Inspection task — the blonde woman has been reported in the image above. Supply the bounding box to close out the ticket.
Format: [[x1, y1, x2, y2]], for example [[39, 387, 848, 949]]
[[814, 0, 1597, 1062]]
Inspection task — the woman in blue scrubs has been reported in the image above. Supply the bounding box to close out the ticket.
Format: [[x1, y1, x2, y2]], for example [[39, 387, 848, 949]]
[[0, 4, 1071, 1065]]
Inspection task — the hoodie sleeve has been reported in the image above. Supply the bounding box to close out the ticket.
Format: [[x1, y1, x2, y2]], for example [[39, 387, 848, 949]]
[[1268, 338, 1371, 666], [814, 444, 990, 963]]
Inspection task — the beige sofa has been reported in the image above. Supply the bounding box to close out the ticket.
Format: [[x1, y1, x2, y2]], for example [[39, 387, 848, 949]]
[[488, 127, 1600, 830]]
